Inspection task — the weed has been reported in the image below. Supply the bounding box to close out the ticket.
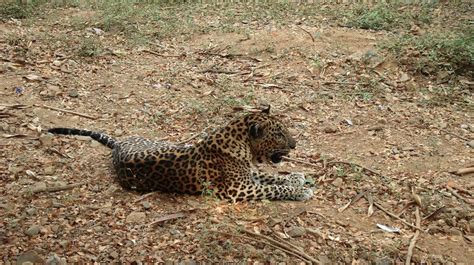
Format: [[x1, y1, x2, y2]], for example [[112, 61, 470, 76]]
[[383, 28, 473, 75], [77, 38, 103, 57], [345, 4, 433, 31]]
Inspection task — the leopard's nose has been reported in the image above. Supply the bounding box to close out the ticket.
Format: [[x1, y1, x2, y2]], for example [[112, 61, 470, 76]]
[[289, 137, 296, 149]]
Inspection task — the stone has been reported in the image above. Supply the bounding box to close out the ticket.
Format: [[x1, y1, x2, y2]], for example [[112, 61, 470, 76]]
[[467, 140, 474, 148], [286, 226, 306, 237], [25, 225, 41, 236], [126, 212, 146, 223], [375, 256, 392, 265], [25, 208, 37, 216], [68, 89, 79, 98], [322, 126, 338, 133], [142, 201, 151, 210], [39, 134, 53, 147], [448, 227, 462, 236], [332, 178, 344, 187], [16, 250, 44, 264], [43, 166, 55, 175]]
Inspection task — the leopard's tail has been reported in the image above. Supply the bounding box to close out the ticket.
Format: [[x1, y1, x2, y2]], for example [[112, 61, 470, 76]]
[[48, 128, 117, 149]]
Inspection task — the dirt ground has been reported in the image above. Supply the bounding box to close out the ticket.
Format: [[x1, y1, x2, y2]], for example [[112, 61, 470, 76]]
[[1, 2, 473, 264]]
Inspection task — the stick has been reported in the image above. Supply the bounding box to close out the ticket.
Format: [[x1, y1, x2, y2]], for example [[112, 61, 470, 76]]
[[148, 212, 186, 227], [368, 196, 424, 232], [240, 228, 320, 264], [439, 128, 470, 142], [446, 186, 474, 205], [134, 191, 158, 203], [327, 161, 382, 177], [141, 49, 182, 58], [282, 156, 323, 168], [213, 230, 311, 263], [199, 69, 238, 74], [30, 181, 87, 194], [405, 206, 421, 265], [296, 25, 315, 42], [34, 104, 97, 120], [322, 81, 368, 85]]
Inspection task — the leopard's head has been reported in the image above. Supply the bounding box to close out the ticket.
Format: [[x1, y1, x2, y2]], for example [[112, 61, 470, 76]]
[[246, 107, 297, 164]]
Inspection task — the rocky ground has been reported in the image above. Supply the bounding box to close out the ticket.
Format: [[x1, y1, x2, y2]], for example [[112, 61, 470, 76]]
[[1, 1, 473, 264]]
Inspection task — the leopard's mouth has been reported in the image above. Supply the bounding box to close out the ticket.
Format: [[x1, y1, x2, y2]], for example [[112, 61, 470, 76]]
[[269, 150, 289, 164]]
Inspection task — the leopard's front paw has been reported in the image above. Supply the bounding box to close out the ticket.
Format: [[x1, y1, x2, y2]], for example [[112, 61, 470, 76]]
[[284, 172, 306, 187], [292, 187, 314, 201]]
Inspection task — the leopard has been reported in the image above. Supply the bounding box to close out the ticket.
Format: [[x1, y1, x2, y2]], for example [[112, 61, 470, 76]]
[[47, 107, 314, 202]]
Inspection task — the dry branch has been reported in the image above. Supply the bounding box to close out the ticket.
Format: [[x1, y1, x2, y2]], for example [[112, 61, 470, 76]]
[[440, 128, 470, 142], [30, 181, 87, 194], [367, 196, 424, 232], [35, 104, 97, 119], [327, 161, 382, 177], [240, 228, 320, 264], [214, 231, 311, 263], [446, 186, 474, 205], [148, 212, 186, 227], [296, 25, 315, 42], [405, 206, 421, 265]]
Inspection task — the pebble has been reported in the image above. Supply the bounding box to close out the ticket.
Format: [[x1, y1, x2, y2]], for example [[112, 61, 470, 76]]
[[375, 256, 392, 265], [25, 225, 41, 236], [25, 208, 37, 215], [68, 89, 79, 98], [467, 140, 474, 148], [332, 177, 344, 187], [39, 134, 53, 147], [448, 227, 462, 236], [59, 240, 69, 248], [43, 166, 55, 175], [322, 125, 338, 133], [126, 212, 146, 223], [286, 226, 306, 237], [16, 250, 44, 264], [142, 201, 151, 210]]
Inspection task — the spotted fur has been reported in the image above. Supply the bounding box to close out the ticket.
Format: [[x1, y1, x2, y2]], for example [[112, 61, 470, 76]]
[[48, 109, 313, 202]]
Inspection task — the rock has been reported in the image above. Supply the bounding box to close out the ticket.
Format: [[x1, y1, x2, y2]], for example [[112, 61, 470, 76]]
[[45, 253, 65, 265], [8, 165, 24, 174], [68, 89, 79, 98], [32, 182, 47, 191], [90, 140, 101, 147], [286, 226, 306, 237], [399, 72, 410, 82], [25, 225, 41, 236], [332, 178, 344, 187], [39, 134, 53, 147], [43, 166, 55, 175], [448, 227, 462, 236], [322, 126, 338, 133], [142, 201, 151, 210], [375, 256, 392, 265], [318, 255, 331, 264], [109, 251, 119, 259], [126, 212, 146, 223], [59, 240, 69, 248], [16, 250, 44, 264], [25, 208, 37, 216], [467, 140, 474, 148]]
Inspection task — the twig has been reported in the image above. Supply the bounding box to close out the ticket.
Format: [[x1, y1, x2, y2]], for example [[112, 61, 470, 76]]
[[134, 191, 158, 203], [439, 128, 470, 142], [338, 190, 367, 212], [30, 181, 87, 194], [422, 206, 445, 221], [446, 186, 474, 205], [405, 206, 421, 265], [141, 49, 182, 58], [177, 126, 211, 145], [327, 161, 382, 177], [282, 156, 323, 168], [199, 69, 238, 74], [34, 104, 97, 120], [451, 167, 474, 176], [148, 212, 186, 227], [213, 230, 311, 263], [367, 196, 424, 232], [296, 25, 315, 42], [322, 81, 368, 85], [240, 228, 320, 264]]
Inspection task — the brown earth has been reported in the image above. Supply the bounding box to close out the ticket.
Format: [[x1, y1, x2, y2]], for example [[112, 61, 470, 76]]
[[1, 3, 473, 264]]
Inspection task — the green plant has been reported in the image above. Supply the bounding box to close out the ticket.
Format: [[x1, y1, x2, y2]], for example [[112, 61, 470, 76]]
[[77, 38, 103, 57]]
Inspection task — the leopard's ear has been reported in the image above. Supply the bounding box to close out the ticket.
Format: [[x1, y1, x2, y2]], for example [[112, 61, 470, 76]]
[[249, 123, 264, 138], [261, 105, 271, 114]]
